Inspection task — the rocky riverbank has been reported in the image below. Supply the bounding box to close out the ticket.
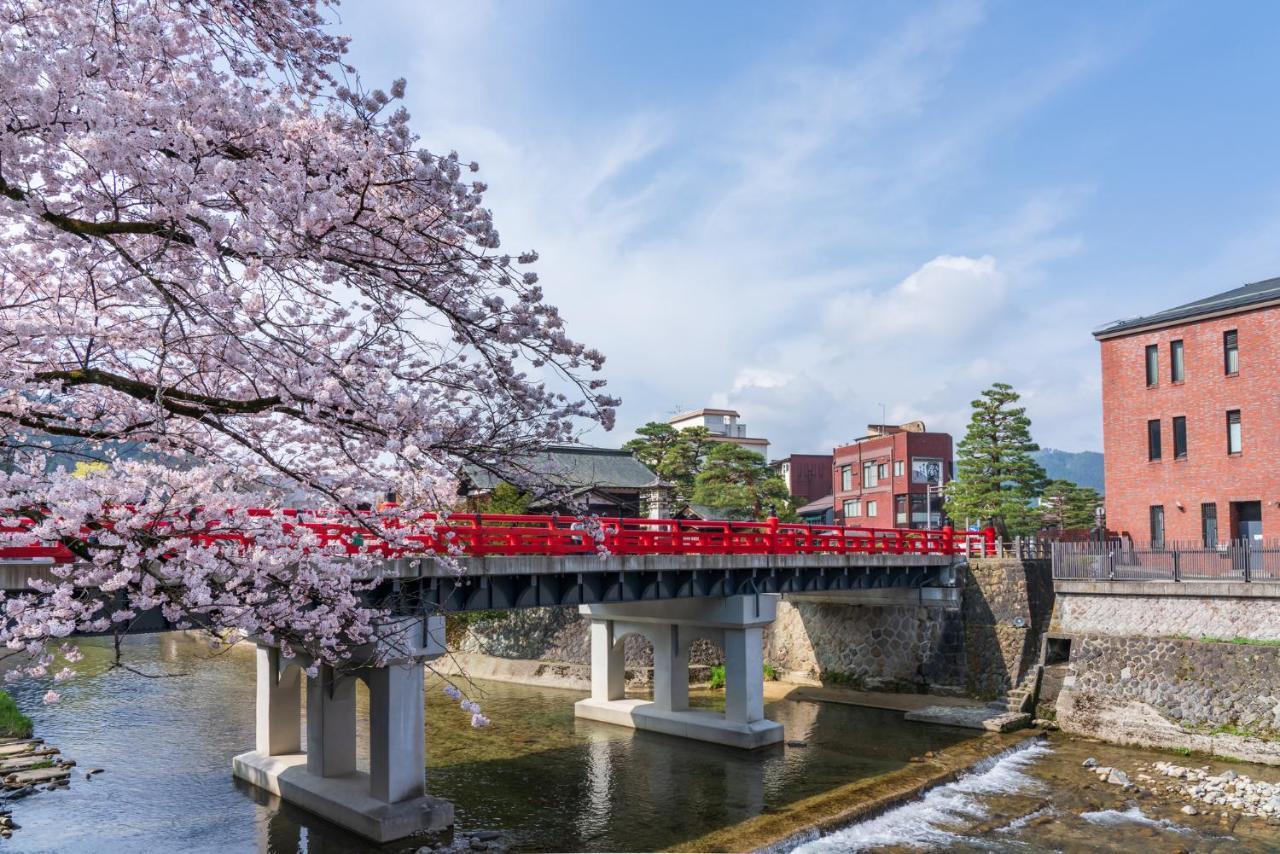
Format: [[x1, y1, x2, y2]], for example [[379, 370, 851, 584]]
[[1079, 750, 1280, 832], [0, 734, 88, 839]]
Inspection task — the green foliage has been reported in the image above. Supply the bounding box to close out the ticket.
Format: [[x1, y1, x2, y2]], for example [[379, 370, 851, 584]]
[[1038, 478, 1102, 530], [707, 663, 777, 689], [691, 443, 794, 521], [471, 482, 532, 515], [622, 423, 714, 504], [1197, 636, 1280, 648], [945, 382, 1048, 537], [0, 690, 32, 739]]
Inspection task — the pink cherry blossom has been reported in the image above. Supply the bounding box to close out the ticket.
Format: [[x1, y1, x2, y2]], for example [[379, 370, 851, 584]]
[[0, 0, 615, 692]]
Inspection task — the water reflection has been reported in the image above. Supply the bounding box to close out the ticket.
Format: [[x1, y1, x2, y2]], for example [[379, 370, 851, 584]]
[[3, 635, 976, 853]]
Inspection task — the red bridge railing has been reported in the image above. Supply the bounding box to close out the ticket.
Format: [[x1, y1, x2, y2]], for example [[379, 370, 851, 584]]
[[0, 511, 997, 564]]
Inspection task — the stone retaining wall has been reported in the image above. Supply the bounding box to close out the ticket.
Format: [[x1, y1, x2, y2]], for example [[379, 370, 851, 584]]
[[1053, 587, 1280, 640], [762, 600, 959, 692], [961, 558, 1054, 699], [1056, 634, 1280, 765]]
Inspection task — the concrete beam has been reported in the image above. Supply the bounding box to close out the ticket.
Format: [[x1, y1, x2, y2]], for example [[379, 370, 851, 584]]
[[783, 588, 962, 608], [579, 593, 778, 628], [1055, 580, 1280, 599]]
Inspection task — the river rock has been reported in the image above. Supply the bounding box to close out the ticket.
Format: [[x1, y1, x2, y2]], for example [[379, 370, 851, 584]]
[[1082, 757, 1098, 768], [1220, 769, 1238, 781], [1106, 769, 1130, 786], [1181, 805, 1198, 815], [5, 766, 70, 787], [786, 740, 808, 748]]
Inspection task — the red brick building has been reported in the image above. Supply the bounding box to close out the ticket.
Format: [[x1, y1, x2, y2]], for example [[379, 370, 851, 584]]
[[832, 423, 952, 529], [770, 453, 834, 505], [1095, 277, 1280, 545]]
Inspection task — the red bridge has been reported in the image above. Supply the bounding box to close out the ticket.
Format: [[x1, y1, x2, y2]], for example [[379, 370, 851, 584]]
[[0, 511, 996, 564]]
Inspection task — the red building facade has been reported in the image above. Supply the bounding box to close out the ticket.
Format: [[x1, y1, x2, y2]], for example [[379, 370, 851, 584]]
[[770, 453, 834, 505], [1096, 278, 1280, 545], [831, 424, 952, 529]]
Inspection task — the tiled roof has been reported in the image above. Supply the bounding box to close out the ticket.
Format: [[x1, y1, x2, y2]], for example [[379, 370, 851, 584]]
[[461, 445, 662, 492], [1094, 276, 1280, 338]]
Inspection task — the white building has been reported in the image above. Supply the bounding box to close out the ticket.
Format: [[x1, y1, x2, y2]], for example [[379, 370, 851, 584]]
[[667, 408, 770, 459]]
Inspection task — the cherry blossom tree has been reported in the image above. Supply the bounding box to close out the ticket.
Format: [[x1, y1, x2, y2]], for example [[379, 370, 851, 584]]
[[0, 0, 615, 701]]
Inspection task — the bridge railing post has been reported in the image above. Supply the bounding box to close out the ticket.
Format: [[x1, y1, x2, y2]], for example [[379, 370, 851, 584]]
[[766, 514, 779, 555], [941, 524, 954, 555]]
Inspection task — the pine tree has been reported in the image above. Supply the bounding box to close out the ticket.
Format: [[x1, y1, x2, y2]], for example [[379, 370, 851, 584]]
[[1038, 479, 1102, 530], [622, 422, 713, 503], [945, 383, 1048, 537], [691, 443, 794, 521]]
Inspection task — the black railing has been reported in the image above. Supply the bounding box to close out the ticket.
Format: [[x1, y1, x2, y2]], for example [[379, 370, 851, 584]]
[[1052, 539, 1280, 582]]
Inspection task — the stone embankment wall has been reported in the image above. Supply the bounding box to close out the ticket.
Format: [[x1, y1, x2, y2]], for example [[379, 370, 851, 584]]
[[1053, 586, 1280, 639], [1052, 583, 1280, 764], [453, 556, 1053, 700], [762, 600, 959, 693], [960, 558, 1054, 699]]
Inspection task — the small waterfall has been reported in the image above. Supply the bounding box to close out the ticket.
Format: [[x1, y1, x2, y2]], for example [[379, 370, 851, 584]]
[[785, 739, 1052, 852]]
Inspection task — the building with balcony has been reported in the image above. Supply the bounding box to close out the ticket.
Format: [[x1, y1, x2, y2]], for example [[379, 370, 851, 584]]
[[666, 408, 769, 458], [1094, 276, 1280, 546], [831, 422, 952, 529]]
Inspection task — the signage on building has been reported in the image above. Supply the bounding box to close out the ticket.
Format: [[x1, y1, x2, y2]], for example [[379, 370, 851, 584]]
[[911, 457, 943, 484]]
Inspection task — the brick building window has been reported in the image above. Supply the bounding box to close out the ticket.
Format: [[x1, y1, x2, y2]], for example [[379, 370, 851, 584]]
[[1170, 340, 1185, 382], [1172, 416, 1187, 459], [862, 462, 878, 488], [840, 465, 852, 491], [1224, 330, 1239, 375], [1227, 409, 1242, 454], [877, 463, 887, 479], [1145, 344, 1159, 387], [842, 499, 860, 518], [1201, 503, 1218, 547], [866, 500, 878, 518], [893, 460, 904, 477], [1150, 505, 1165, 548], [1147, 419, 1161, 461]]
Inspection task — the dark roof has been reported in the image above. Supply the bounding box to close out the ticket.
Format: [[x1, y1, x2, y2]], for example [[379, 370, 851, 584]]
[[1095, 276, 1280, 338], [462, 445, 662, 492], [796, 495, 834, 515]]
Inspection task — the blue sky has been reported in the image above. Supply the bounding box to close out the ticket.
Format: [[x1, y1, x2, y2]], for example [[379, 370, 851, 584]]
[[337, 0, 1280, 455]]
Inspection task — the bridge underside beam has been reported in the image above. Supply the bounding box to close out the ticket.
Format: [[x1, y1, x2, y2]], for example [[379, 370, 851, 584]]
[[573, 594, 785, 750], [384, 560, 958, 614]]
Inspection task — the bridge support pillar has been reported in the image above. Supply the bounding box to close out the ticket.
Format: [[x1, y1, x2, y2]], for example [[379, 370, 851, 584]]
[[232, 616, 454, 843], [575, 595, 784, 749]]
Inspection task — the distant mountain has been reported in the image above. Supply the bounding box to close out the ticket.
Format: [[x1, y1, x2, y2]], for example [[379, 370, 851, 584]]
[[1034, 448, 1104, 493]]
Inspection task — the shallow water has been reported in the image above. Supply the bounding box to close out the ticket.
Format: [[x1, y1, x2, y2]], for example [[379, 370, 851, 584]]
[[792, 737, 1280, 853], [1, 635, 975, 853], [8, 635, 1280, 853]]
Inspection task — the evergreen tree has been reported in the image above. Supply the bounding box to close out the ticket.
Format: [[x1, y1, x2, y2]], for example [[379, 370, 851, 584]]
[[691, 443, 794, 521], [622, 422, 713, 503], [1038, 479, 1102, 530], [469, 482, 532, 515], [945, 383, 1048, 536]]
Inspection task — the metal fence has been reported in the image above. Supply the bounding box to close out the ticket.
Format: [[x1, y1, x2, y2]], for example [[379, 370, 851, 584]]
[[1052, 539, 1280, 582]]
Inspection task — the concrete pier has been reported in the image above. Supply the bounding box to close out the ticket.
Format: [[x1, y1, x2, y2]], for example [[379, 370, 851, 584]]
[[232, 617, 454, 842], [574, 595, 785, 749]]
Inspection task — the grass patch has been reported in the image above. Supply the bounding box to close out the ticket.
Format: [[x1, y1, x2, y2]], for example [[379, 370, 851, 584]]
[[1197, 636, 1280, 647], [0, 691, 32, 739], [708, 663, 778, 690]]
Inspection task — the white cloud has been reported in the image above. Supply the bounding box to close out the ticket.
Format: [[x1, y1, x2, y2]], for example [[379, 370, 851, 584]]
[[338, 1, 1117, 455]]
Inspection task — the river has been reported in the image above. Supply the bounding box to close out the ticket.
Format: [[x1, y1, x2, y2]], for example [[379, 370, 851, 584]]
[[4, 635, 1280, 852]]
